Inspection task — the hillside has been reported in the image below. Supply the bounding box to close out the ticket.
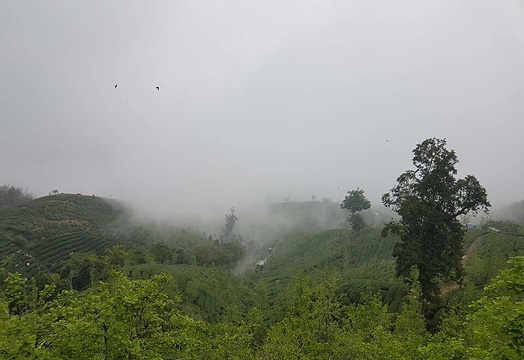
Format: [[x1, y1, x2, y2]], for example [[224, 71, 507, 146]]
[[253, 222, 524, 322], [0, 194, 129, 276], [1, 197, 524, 358], [461, 226, 524, 285], [0, 194, 124, 240], [254, 228, 405, 321]]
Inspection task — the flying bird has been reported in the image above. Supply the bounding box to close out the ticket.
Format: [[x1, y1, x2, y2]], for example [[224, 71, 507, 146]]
[[156, 86, 160, 91], [114, 84, 117, 89]]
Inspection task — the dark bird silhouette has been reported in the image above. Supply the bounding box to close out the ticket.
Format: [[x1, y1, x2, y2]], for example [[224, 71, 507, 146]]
[[156, 86, 160, 91], [114, 84, 118, 89]]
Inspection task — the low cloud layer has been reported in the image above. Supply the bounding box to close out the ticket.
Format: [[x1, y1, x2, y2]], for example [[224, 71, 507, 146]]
[[2, 0, 524, 217]]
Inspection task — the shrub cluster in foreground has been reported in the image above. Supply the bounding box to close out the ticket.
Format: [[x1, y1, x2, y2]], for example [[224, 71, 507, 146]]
[[1, 256, 523, 359]]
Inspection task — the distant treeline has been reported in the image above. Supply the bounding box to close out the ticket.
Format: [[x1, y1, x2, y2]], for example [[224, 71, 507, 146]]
[[0, 185, 33, 209]]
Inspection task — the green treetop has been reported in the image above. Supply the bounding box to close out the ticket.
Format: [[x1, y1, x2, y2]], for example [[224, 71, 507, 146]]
[[382, 138, 490, 299], [341, 188, 371, 233]]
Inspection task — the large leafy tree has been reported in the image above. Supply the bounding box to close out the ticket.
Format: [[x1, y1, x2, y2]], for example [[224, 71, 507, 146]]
[[341, 188, 371, 215], [341, 188, 371, 233], [382, 138, 490, 298]]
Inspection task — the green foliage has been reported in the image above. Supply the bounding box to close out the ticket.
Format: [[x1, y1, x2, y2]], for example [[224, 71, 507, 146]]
[[463, 230, 524, 286], [0, 272, 206, 359], [467, 256, 524, 358], [193, 246, 221, 265], [125, 263, 252, 323], [0, 194, 131, 278], [418, 256, 524, 359], [30, 232, 120, 274], [151, 242, 175, 264], [219, 241, 246, 267], [128, 247, 154, 265], [203, 322, 256, 360], [1, 227, 523, 358], [349, 213, 366, 233], [341, 188, 371, 233], [257, 228, 402, 322], [261, 274, 428, 359], [103, 245, 127, 268], [382, 138, 490, 299], [341, 187, 371, 215], [0, 194, 123, 242], [394, 268, 426, 348], [59, 253, 110, 290], [193, 241, 246, 268], [261, 274, 342, 359], [4, 272, 30, 314], [3, 189, 524, 358]]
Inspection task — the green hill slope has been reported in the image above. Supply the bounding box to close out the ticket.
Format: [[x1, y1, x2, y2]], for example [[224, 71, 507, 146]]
[[462, 227, 524, 286], [257, 224, 524, 320], [264, 228, 397, 280], [0, 193, 123, 240], [255, 228, 405, 320], [0, 194, 128, 276]]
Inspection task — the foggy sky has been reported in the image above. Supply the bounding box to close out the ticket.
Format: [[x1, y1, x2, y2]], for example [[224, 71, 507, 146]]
[[1, 0, 524, 218]]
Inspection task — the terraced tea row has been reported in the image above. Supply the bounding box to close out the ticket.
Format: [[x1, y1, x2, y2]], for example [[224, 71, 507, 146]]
[[0, 240, 18, 259], [339, 280, 407, 312], [32, 232, 120, 271]]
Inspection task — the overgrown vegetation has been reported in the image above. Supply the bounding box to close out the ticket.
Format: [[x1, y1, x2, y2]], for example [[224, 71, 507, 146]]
[[1, 256, 523, 359], [1, 135, 524, 358]]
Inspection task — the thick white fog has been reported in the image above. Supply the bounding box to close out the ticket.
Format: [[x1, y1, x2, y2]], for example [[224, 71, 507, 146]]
[[2, 0, 524, 218]]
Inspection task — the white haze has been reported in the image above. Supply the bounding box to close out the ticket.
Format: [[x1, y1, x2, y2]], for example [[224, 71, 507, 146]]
[[1, 0, 524, 220]]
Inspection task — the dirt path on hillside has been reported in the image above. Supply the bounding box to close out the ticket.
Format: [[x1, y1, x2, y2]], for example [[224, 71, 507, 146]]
[[462, 236, 483, 267], [441, 236, 484, 295]]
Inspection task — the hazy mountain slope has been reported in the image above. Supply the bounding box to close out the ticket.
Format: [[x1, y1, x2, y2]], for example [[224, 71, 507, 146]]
[[492, 199, 524, 223], [265, 201, 395, 230], [0, 194, 128, 276]]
